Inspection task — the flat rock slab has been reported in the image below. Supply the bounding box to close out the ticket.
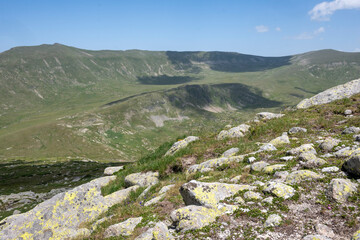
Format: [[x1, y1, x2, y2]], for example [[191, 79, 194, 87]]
[[263, 182, 295, 199], [251, 161, 269, 172], [221, 147, 240, 157], [0, 176, 138, 240], [328, 178, 358, 203], [180, 180, 255, 208], [104, 217, 142, 238], [165, 136, 199, 156], [285, 170, 323, 184], [125, 171, 159, 187], [263, 164, 286, 174], [104, 166, 124, 175], [296, 78, 360, 109], [170, 204, 237, 232]]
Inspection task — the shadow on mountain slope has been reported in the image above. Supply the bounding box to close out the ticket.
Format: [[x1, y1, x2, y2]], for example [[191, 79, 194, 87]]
[[166, 51, 292, 73], [137, 75, 199, 85]]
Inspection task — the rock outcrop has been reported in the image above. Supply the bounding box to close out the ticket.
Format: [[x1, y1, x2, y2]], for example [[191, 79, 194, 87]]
[[296, 78, 360, 109], [165, 136, 199, 156]]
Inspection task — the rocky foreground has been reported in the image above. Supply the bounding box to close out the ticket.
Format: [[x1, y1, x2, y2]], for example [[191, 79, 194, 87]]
[[1, 79, 360, 240]]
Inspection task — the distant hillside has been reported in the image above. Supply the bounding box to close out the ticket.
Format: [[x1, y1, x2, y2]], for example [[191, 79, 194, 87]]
[[0, 44, 360, 161]]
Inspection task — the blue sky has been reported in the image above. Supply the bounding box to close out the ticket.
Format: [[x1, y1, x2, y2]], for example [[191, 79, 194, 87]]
[[0, 0, 359, 56]]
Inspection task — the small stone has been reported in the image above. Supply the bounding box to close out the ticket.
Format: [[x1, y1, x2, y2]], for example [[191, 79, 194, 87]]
[[144, 194, 164, 207], [256, 112, 284, 120], [274, 171, 289, 179], [125, 171, 159, 187], [287, 144, 316, 156], [288, 127, 307, 134], [159, 184, 175, 195], [247, 156, 256, 163], [345, 109, 353, 115], [354, 135, 360, 142], [286, 170, 323, 184], [263, 182, 295, 199], [12, 210, 20, 215], [319, 137, 341, 152], [315, 223, 335, 238], [321, 166, 339, 173], [269, 133, 290, 147], [244, 191, 262, 200], [343, 126, 360, 135], [263, 164, 286, 174], [328, 178, 358, 202], [280, 156, 294, 161], [217, 124, 250, 140], [165, 136, 199, 155], [104, 166, 124, 175], [104, 217, 143, 238], [264, 214, 282, 227], [234, 196, 245, 204], [262, 196, 274, 204], [321, 153, 334, 158], [251, 161, 269, 172], [302, 235, 331, 240], [259, 143, 277, 151], [221, 148, 240, 157]]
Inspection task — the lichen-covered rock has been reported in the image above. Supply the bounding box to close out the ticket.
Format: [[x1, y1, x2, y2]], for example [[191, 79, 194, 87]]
[[259, 143, 277, 151], [244, 191, 262, 200], [125, 171, 159, 187], [234, 196, 245, 204], [159, 184, 175, 195], [135, 221, 174, 240], [251, 161, 269, 172], [263, 182, 295, 199], [319, 137, 341, 151], [342, 151, 360, 178], [217, 124, 250, 140], [288, 127, 307, 134], [144, 194, 165, 207], [180, 180, 255, 208], [187, 155, 244, 174], [165, 136, 199, 156], [256, 112, 284, 120], [299, 152, 318, 161], [104, 186, 140, 206], [263, 164, 286, 174], [104, 217, 142, 238], [170, 204, 237, 232], [296, 78, 360, 109], [221, 147, 240, 157], [286, 170, 323, 184], [342, 126, 360, 135], [315, 223, 335, 239], [264, 214, 282, 227], [300, 157, 327, 168], [0, 176, 138, 240], [280, 156, 295, 161], [287, 144, 316, 155], [321, 166, 339, 173], [352, 229, 360, 240], [328, 178, 358, 203], [269, 133, 290, 147], [334, 147, 357, 158], [104, 166, 124, 175], [302, 234, 332, 240]]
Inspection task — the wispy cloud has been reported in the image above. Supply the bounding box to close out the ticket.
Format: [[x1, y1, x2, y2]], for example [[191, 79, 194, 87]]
[[293, 27, 325, 40], [309, 0, 360, 21], [255, 25, 269, 33], [275, 27, 281, 32]]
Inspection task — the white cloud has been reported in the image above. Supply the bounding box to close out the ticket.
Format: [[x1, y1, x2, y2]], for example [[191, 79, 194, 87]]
[[293, 27, 325, 40], [255, 25, 269, 33], [309, 0, 360, 21], [275, 27, 281, 31]]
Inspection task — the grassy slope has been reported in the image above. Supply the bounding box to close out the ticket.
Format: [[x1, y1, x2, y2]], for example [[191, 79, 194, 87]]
[[90, 94, 360, 240], [0, 45, 360, 161]]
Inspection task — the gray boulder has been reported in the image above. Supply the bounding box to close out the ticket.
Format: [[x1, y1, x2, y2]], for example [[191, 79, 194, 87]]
[[221, 147, 240, 157], [217, 124, 250, 140], [263, 182, 295, 199], [104, 217, 142, 238], [180, 180, 255, 208], [0, 176, 138, 240], [302, 235, 332, 240], [319, 137, 341, 151], [328, 178, 358, 203], [104, 166, 124, 175], [135, 221, 174, 240], [296, 78, 360, 109], [342, 151, 360, 178], [165, 136, 199, 156], [264, 214, 282, 227], [125, 171, 159, 187], [256, 112, 284, 120], [342, 126, 360, 135], [288, 127, 307, 134]]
